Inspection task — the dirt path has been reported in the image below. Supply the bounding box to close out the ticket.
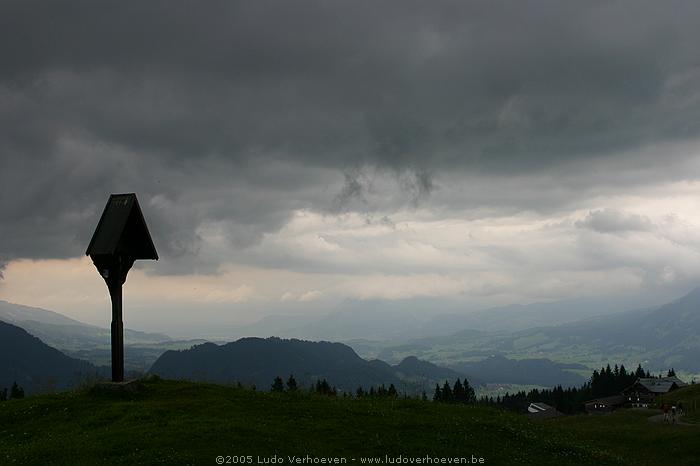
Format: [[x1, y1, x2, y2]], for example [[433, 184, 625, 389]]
[[647, 413, 695, 426]]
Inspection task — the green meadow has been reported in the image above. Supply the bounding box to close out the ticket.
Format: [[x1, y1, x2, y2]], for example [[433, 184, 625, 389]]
[[0, 378, 697, 466]]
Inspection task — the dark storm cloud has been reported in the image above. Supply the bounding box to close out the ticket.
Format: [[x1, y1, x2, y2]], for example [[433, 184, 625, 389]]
[[2, 0, 700, 272]]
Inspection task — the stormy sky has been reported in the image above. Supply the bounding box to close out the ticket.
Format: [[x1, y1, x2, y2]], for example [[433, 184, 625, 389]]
[[3, 1, 700, 331]]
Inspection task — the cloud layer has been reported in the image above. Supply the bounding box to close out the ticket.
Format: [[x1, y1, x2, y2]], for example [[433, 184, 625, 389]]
[[3, 1, 700, 316]]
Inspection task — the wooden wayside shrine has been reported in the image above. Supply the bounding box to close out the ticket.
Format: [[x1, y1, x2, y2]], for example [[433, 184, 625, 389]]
[[86, 193, 158, 382]]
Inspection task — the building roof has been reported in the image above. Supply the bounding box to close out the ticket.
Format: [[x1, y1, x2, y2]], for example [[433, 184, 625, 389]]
[[86, 193, 158, 260], [626, 377, 687, 394], [527, 402, 555, 413], [527, 402, 562, 419]]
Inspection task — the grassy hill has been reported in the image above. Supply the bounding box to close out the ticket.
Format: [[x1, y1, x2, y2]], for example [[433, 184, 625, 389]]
[[659, 383, 700, 423], [1, 378, 698, 465]]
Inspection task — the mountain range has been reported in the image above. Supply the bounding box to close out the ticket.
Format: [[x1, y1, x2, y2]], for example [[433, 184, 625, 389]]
[[375, 287, 700, 375], [3, 286, 700, 392], [149, 337, 468, 393], [227, 295, 660, 342]]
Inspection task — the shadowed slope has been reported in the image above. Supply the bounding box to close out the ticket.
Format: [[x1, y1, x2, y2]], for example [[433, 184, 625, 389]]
[[0, 321, 102, 393]]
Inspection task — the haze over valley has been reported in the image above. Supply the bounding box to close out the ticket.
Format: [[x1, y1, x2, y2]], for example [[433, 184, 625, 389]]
[[3, 284, 699, 392]]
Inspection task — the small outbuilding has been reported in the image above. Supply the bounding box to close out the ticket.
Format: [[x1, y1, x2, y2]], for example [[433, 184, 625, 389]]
[[527, 402, 563, 420]]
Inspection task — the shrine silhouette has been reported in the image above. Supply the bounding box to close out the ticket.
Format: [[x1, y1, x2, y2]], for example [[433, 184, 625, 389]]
[[86, 193, 158, 382]]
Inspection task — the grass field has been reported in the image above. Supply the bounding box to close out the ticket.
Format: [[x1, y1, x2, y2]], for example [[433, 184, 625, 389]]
[[0, 378, 697, 465]]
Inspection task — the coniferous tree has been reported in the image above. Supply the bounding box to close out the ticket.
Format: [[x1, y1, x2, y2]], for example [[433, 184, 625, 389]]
[[313, 379, 335, 396], [387, 384, 398, 398], [421, 390, 428, 401], [286, 374, 298, 392], [356, 387, 365, 397], [441, 380, 453, 403], [10, 382, 24, 399], [453, 379, 465, 403], [667, 368, 676, 377], [0, 388, 6, 402], [463, 378, 476, 403], [591, 369, 601, 397], [433, 383, 442, 402], [618, 364, 628, 391], [271, 376, 284, 392], [604, 364, 613, 394]]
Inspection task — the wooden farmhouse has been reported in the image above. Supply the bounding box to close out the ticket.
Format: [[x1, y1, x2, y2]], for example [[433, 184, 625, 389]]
[[622, 376, 687, 408]]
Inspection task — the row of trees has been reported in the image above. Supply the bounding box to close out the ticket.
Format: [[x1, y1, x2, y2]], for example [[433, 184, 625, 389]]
[[479, 363, 661, 414], [269, 376, 422, 399], [0, 382, 25, 401], [267, 363, 671, 413], [271, 375, 298, 393], [356, 384, 399, 398], [270, 375, 340, 396], [479, 385, 590, 414], [311, 379, 337, 396], [433, 378, 476, 404], [589, 363, 648, 398]]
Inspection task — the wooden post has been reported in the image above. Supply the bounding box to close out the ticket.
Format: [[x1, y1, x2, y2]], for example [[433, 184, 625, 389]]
[[108, 281, 124, 382]]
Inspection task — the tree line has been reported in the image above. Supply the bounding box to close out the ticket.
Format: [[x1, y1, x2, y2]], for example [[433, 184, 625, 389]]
[[266, 363, 672, 414], [268, 375, 418, 399], [477, 363, 666, 414], [270, 375, 340, 396]]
